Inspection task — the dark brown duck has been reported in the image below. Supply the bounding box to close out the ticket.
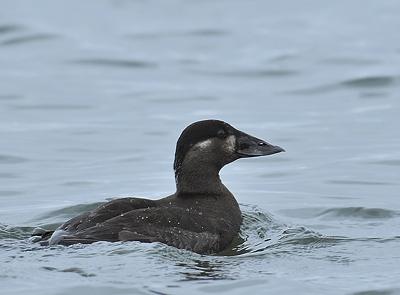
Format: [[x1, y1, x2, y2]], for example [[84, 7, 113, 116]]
[[36, 120, 284, 254]]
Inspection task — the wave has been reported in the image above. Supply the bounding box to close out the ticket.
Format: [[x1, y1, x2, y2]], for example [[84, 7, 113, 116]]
[[128, 29, 229, 40], [70, 58, 157, 69], [288, 74, 399, 96], [340, 76, 396, 88], [281, 206, 399, 220], [0, 24, 23, 35], [0, 223, 34, 240], [318, 207, 399, 219], [0, 154, 29, 164], [194, 68, 298, 78], [1, 33, 58, 46], [31, 202, 105, 223], [221, 206, 348, 257]]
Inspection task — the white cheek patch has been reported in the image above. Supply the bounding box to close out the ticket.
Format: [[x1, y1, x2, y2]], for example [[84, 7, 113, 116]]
[[224, 135, 236, 152], [194, 139, 213, 150], [191, 136, 236, 153]]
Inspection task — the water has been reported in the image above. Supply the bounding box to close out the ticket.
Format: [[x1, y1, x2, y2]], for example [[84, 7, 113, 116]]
[[1, 0, 400, 294]]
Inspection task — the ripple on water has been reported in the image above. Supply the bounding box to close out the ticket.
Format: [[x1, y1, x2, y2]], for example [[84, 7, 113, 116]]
[[10, 104, 92, 111], [318, 207, 399, 219], [351, 288, 400, 295], [0, 154, 29, 164], [128, 29, 229, 40], [327, 179, 396, 186], [195, 68, 299, 78], [288, 75, 398, 96], [31, 202, 105, 223], [0, 224, 34, 240], [286, 84, 337, 95], [148, 95, 219, 104], [358, 91, 388, 99], [280, 207, 399, 220], [0, 34, 58, 46], [0, 24, 24, 35], [176, 259, 231, 281], [320, 57, 381, 66], [0, 172, 18, 179], [0, 94, 23, 100], [185, 29, 229, 37], [70, 58, 158, 69], [41, 266, 96, 277], [220, 205, 347, 257], [369, 159, 400, 166], [61, 181, 99, 187], [340, 75, 396, 88], [0, 190, 23, 196]]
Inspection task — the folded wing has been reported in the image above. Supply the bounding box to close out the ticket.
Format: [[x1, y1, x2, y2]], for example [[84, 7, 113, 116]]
[[54, 206, 223, 254]]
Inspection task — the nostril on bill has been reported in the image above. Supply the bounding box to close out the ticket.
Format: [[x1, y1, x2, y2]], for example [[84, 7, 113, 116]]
[[258, 141, 267, 146]]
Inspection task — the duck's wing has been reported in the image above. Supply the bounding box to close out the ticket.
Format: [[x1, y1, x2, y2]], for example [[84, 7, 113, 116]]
[[59, 197, 157, 232], [55, 206, 224, 254], [35, 198, 156, 243]]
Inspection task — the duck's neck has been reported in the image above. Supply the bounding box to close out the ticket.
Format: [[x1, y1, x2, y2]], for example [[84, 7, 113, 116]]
[[175, 164, 226, 196]]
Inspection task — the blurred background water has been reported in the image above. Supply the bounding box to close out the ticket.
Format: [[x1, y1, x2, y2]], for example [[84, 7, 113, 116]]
[[1, 0, 400, 294]]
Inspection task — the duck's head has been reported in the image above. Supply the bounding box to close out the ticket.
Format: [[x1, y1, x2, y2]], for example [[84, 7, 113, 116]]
[[174, 120, 284, 175]]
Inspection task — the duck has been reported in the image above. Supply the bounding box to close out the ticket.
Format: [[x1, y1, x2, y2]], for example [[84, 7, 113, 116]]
[[35, 119, 284, 254]]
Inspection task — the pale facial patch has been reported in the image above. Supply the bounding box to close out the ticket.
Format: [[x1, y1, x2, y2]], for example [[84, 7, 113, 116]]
[[224, 135, 236, 152], [188, 135, 236, 158], [193, 139, 213, 150]]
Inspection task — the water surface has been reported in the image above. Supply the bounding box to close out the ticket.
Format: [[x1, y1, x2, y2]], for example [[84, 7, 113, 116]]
[[1, 0, 400, 294]]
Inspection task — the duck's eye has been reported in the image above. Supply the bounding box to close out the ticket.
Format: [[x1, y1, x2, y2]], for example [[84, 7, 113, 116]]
[[217, 129, 226, 138]]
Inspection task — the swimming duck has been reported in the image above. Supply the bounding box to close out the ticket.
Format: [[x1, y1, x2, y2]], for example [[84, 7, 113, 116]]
[[37, 120, 284, 254]]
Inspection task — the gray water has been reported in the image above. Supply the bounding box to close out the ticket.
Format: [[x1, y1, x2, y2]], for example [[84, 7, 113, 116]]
[[1, 0, 400, 294]]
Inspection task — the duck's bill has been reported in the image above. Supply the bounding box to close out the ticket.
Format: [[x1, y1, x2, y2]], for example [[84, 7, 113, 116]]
[[235, 131, 285, 158]]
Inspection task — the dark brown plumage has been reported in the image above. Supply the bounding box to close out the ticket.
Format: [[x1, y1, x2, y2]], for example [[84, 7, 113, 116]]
[[35, 120, 284, 254]]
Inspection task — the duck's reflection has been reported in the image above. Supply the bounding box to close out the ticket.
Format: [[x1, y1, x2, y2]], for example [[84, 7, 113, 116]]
[[177, 258, 232, 281]]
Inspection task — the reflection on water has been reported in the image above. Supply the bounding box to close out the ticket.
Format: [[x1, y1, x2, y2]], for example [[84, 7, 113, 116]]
[[177, 259, 230, 281]]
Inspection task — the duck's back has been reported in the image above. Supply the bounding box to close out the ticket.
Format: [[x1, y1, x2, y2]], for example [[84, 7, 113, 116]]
[[45, 193, 242, 254]]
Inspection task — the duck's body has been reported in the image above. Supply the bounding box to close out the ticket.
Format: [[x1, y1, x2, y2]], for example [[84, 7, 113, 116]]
[[37, 120, 284, 254], [48, 191, 241, 254]]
